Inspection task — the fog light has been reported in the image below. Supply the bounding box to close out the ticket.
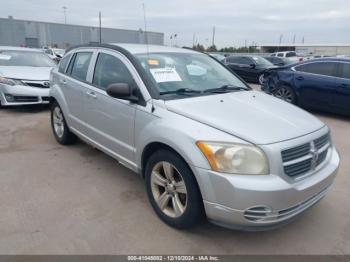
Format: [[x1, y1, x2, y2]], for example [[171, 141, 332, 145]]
[[4, 94, 14, 102]]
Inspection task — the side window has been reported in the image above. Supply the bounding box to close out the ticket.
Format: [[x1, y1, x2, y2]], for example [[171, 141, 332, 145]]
[[277, 53, 284, 57], [240, 57, 253, 65], [338, 63, 350, 79], [295, 62, 337, 77], [226, 56, 239, 63], [93, 53, 134, 90], [286, 52, 296, 57], [58, 54, 72, 73], [70, 52, 93, 81]]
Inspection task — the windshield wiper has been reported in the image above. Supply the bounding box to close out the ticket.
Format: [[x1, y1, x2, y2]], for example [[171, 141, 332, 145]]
[[204, 85, 249, 94], [159, 88, 202, 95]]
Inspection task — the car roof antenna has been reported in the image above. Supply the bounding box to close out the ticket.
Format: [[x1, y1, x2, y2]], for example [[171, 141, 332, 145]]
[[142, 3, 155, 113]]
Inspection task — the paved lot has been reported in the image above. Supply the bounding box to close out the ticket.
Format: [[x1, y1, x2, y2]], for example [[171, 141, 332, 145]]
[[0, 91, 349, 254]]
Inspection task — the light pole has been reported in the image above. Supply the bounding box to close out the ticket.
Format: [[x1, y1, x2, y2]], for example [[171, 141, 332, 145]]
[[62, 6, 67, 24]]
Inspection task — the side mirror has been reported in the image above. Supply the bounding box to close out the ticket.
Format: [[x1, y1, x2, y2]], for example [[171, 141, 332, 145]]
[[250, 63, 256, 68], [106, 83, 139, 103]]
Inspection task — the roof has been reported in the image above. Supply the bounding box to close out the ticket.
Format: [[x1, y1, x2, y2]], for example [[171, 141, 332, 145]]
[[110, 43, 198, 54], [0, 46, 43, 52]]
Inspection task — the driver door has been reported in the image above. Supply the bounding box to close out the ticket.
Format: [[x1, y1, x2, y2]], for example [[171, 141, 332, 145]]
[[84, 50, 138, 168]]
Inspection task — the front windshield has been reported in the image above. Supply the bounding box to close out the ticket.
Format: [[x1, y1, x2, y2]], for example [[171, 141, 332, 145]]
[[135, 52, 248, 94], [0, 50, 56, 67], [252, 56, 274, 66]]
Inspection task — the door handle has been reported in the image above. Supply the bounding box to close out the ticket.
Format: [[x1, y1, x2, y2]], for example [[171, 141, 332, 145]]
[[86, 91, 97, 99], [339, 83, 348, 88], [296, 76, 304, 81], [60, 79, 67, 85]]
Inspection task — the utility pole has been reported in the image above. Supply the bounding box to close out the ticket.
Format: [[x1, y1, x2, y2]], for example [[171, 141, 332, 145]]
[[192, 33, 196, 47], [292, 34, 296, 44], [99, 11, 102, 44], [278, 34, 283, 51], [212, 26, 216, 47], [302, 36, 305, 44], [62, 6, 67, 24]]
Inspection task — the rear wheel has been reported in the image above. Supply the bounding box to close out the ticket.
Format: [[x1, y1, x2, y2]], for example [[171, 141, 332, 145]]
[[273, 85, 296, 104], [145, 150, 204, 229], [51, 101, 77, 145]]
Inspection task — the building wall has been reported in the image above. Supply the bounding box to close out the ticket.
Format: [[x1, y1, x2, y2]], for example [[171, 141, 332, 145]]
[[295, 46, 350, 56], [0, 17, 164, 48]]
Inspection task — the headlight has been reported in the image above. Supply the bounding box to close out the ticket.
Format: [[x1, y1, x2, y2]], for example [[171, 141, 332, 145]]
[[0, 76, 27, 86], [196, 141, 269, 175]]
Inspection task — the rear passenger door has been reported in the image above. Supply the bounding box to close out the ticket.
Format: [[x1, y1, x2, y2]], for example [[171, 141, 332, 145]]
[[62, 51, 94, 133], [293, 62, 338, 110], [334, 62, 350, 112], [84, 50, 138, 168]]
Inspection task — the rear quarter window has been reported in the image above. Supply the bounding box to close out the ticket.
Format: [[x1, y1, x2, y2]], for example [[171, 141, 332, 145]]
[[58, 54, 72, 74], [295, 62, 338, 77]]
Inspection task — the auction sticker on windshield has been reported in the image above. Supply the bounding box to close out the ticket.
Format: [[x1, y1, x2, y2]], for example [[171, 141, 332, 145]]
[[150, 68, 182, 83]]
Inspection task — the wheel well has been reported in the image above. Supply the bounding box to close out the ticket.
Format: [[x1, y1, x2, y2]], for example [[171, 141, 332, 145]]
[[141, 142, 185, 178]]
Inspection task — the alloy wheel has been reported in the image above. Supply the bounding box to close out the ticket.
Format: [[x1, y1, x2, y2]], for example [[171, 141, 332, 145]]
[[274, 87, 294, 103], [53, 106, 65, 138], [150, 161, 188, 218]]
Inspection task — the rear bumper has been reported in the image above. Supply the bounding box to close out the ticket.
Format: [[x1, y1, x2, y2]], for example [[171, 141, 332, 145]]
[[192, 147, 339, 230], [0, 84, 50, 106]]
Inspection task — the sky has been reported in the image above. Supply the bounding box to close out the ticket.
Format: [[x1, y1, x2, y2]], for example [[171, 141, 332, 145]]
[[1, 0, 350, 48]]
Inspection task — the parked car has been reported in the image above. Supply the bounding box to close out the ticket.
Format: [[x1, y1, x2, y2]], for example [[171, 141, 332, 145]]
[[271, 51, 304, 63], [264, 56, 294, 66], [50, 44, 339, 230], [0, 46, 56, 106], [262, 58, 350, 115], [224, 55, 276, 84]]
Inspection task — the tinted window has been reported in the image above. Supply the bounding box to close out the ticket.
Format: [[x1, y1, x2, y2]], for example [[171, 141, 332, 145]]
[[338, 63, 350, 79], [58, 54, 71, 73], [228, 57, 252, 65], [70, 52, 92, 81], [295, 62, 337, 77], [286, 52, 297, 57], [277, 53, 284, 57], [93, 53, 134, 90]]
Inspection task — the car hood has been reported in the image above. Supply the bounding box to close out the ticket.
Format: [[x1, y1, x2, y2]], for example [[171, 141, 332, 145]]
[[0, 66, 53, 80], [165, 91, 325, 145]]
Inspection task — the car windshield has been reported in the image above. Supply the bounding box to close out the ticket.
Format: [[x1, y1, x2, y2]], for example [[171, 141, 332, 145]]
[[252, 56, 274, 66], [135, 52, 248, 95], [0, 50, 56, 67]]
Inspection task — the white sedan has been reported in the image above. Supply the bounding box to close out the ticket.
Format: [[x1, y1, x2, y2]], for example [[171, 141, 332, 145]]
[[0, 46, 56, 106]]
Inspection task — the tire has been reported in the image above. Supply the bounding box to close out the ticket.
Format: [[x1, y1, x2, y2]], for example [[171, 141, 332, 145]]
[[258, 74, 265, 85], [273, 85, 296, 104], [145, 149, 204, 229], [50, 101, 77, 145]]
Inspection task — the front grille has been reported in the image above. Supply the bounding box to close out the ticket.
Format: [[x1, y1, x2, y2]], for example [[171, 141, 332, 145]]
[[22, 80, 50, 88], [281, 133, 331, 178], [41, 96, 50, 101], [281, 143, 310, 162], [13, 96, 39, 102]]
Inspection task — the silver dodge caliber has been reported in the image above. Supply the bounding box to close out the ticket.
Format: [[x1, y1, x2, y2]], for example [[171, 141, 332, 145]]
[[50, 44, 339, 230]]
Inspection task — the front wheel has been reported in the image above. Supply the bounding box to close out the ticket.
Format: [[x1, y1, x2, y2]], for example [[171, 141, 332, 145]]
[[273, 85, 296, 104], [50, 101, 77, 145], [145, 150, 204, 229], [258, 74, 265, 85]]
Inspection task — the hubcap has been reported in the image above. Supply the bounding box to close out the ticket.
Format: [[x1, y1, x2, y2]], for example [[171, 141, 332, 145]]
[[274, 87, 293, 103], [150, 161, 188, 218], [53, 106, 65, 138]]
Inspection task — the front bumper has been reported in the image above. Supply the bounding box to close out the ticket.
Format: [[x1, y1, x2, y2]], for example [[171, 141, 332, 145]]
[[192, 147, 339, 230], [0, 84, 50, 106]]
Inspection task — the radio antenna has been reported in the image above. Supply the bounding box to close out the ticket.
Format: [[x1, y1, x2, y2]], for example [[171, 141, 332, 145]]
[[142, 3, 150, 55], [142, 3, 155, 113]]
